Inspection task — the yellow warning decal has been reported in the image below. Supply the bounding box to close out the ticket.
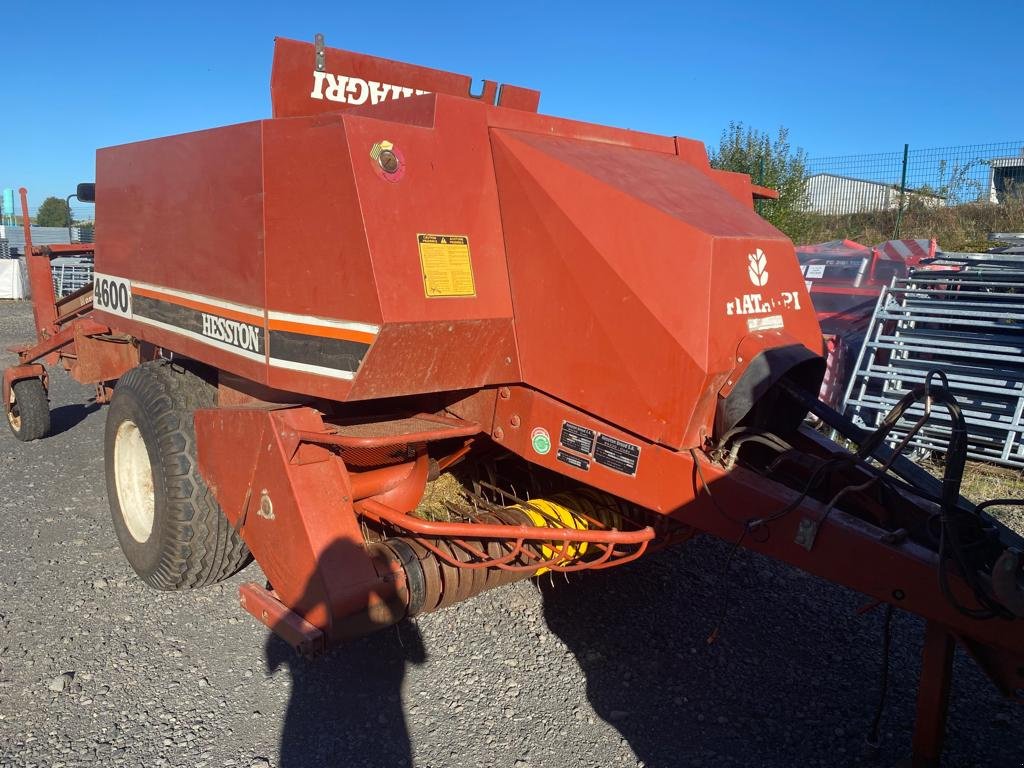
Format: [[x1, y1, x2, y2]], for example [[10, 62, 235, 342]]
[[417, 234, 476, 298]]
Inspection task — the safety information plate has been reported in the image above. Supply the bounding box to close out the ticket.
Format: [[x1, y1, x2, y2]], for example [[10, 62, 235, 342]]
[[418, 234, 476, 298], [560, 421, 596, 455], [594, 434, 641, 476], [556, 450, 590, 471]]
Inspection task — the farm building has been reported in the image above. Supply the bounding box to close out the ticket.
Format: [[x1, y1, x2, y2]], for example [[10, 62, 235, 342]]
[[988, 154, 1024, 203], [802, 173, 945, 215]]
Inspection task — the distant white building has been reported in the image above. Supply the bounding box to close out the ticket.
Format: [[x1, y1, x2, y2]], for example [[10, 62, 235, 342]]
[[803, 173, 945, 215], [988, 155, 1024, 203]]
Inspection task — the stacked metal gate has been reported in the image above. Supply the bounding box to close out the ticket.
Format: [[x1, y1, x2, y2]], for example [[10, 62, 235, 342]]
[[50, 256, 94, 297], [841, 257, 1024, 467]]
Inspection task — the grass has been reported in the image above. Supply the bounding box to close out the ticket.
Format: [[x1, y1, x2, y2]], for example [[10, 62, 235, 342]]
[[926, 460, 1024, 535], [793, 198, 1024, 252]]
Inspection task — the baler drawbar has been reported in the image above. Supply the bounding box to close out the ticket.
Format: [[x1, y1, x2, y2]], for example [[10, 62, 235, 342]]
[[6, 35, 1024, 765]]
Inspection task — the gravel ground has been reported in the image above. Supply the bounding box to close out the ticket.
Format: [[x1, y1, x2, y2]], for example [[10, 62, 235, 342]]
[[0, 299, 1020, 768]]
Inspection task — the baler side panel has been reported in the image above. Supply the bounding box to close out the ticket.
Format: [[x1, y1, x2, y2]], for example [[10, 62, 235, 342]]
[[261, 115, 381, 400], [94, 122, 270, 386], [343, 95, 520, 399], [95, 123, 266, 308]]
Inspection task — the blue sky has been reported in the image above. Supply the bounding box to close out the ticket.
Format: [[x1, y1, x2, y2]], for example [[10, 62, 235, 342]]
[[4, 0, 1022, 207]]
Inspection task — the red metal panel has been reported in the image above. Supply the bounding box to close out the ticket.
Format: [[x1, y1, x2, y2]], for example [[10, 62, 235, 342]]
[[194, 406, 384, 633], [95, 122, 266, 309], [344, 95, 515, 325], [490, 128, 819, 447], [346, 319, 519, 400], [261, 114, 381, 326], [487, 102, 678, 155], [270, 37, 539, 119]]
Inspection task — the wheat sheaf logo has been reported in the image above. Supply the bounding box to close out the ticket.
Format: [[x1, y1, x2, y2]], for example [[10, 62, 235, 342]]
[[747, 248, 769, 287]]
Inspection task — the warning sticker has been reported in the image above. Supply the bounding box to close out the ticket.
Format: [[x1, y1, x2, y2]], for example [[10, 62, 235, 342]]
[[560, 421, 596, 455], [417, 234, 476, 298], [594, 434, 641, 476], [556, 450, 591, 471], [747, 315, 784, 332]]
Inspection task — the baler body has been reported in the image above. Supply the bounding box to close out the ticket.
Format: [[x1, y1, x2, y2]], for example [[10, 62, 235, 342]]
[[93, 87, 821, 459], [8, 39, 1024, 764]]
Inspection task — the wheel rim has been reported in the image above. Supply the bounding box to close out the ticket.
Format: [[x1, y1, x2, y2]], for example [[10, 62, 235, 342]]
[[114, 419, 155, 543], [7, 389, 20, 432]]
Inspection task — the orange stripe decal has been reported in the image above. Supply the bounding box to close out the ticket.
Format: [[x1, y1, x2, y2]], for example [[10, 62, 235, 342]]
[[267, 318, 377, 345], [132, 285, 263, 326]]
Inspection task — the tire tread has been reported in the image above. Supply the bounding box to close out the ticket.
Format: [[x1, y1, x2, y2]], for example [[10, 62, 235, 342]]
[[9, 379, 50, 442], [111, 361, 250, 590]]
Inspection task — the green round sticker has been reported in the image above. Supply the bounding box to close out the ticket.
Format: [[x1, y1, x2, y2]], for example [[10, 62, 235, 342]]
[[530, 427, 551, 455]]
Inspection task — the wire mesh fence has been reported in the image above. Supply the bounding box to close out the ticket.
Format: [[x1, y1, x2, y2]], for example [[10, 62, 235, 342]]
[[804, 141, 1024, 215]]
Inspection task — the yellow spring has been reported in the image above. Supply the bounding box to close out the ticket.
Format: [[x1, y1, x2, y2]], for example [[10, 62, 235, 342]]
[[509, 488, 624, 573]]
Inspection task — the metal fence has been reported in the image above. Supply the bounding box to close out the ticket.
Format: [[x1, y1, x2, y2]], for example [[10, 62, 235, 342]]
[[842, 259, 1024, 468], [804, 141, 1024, 215]]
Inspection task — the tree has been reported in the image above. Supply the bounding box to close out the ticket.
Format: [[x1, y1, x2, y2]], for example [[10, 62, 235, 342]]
[[709, 123, 810, 241], [35, 196, 71, 227]]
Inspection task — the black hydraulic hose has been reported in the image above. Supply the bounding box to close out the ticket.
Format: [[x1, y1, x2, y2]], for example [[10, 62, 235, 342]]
[[845, 375, 1004, 618], [783, 372, 1009, 618]]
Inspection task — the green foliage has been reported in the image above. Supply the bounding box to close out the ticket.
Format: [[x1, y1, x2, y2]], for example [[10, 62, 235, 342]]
[[709, 122, 810, 241], [35, 196, 71, 228], [795, 198, 1024, 252]]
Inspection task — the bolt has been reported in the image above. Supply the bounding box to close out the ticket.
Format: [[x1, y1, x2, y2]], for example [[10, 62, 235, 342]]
[[492, 427, 504, 440], [377, 148, 399, 174], [498, 386, 511, 399], [258, 490, 275, 520], [892, 589, 906, 601], [504, 356, 513, 365], [510, 414, 521, 428], [737, 356, 743, 363]]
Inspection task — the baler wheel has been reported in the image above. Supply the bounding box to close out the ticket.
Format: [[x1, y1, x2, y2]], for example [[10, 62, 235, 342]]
[[7, 378, 50, 442], [104, 361, 251, 590]]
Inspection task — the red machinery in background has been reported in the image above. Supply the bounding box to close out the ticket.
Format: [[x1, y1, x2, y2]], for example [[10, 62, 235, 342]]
[[5, 36, 1024, 766], [796, 238, 943, 409]]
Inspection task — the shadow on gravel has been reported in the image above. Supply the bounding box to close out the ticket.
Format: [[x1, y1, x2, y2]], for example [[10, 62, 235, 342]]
[[541, 546, 892, 768], [541, 543, 1024, 767], [266, 540, 427, 768], [48, 402, 100, 435]]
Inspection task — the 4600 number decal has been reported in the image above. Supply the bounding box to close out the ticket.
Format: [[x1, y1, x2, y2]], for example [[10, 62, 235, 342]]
[[93, 274, 133, 318]]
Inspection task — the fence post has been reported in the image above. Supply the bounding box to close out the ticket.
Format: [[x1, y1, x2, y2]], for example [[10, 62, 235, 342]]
[[893, 143, 909, 239]]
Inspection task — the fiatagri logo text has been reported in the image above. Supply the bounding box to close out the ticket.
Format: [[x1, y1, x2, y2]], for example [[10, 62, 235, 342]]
[[310, 70, 430, 106]]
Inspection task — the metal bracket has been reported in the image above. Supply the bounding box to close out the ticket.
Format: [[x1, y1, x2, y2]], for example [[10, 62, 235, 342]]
[[314, 33, 326, 72], [795, 517, 819, 551]]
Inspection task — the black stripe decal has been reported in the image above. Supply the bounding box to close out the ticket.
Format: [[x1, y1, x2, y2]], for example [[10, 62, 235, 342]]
[[132, 294, 265, 356], [268, 329, 371, 373]]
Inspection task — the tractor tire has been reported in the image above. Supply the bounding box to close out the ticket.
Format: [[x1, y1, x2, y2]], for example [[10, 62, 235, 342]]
[[7, 378, 50, 442], [105, 360, 251, 590]]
